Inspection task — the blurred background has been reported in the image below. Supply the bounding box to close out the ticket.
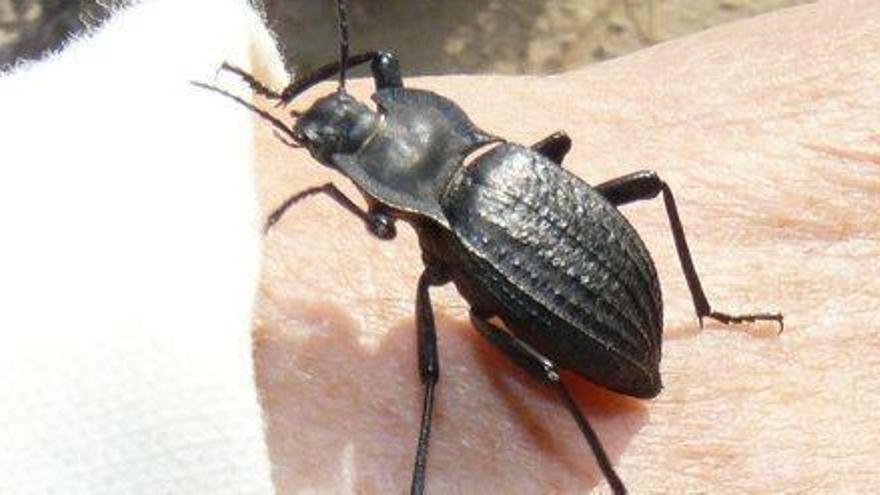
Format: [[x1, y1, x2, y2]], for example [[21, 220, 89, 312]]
[[0, 0, 814, 74]]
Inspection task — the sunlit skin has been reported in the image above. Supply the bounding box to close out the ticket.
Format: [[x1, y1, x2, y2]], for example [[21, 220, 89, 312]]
[[253, 1, 880, 493]]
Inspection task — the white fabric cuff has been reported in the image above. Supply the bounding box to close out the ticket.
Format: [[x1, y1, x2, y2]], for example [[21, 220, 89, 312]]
[[0, 1, 284, 492]]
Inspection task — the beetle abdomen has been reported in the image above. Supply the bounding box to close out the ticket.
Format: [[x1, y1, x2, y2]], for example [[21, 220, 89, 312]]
[[441, 143, 663, 397]]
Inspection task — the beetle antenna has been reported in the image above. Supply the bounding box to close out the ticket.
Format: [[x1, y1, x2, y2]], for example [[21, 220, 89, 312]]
[[190, 81, 301, 146], [337, 0, 349, 92]]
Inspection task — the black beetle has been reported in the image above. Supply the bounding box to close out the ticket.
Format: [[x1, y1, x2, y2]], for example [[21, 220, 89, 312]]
[[195, 1, 783, 493]]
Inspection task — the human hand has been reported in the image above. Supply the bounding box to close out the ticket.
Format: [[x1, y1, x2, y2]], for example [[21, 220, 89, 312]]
[[254, 1, 879, 493]]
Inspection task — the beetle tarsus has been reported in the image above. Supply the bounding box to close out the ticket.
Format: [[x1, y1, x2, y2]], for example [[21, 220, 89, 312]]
[[411, 379, 436, 495], [707, 311, 785, 334], [219, 61, 282, 100]]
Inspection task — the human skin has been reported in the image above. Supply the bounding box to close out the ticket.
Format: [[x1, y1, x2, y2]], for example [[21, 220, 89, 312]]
[[252, 1, 880, 493]]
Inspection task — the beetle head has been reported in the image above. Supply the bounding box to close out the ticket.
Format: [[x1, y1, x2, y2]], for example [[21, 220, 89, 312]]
[[293, 91, 379, 165]]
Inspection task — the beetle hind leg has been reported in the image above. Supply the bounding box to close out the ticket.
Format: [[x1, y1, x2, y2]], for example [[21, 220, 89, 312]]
[[594, 170, 784, 332], [470, 311, 627, 495]]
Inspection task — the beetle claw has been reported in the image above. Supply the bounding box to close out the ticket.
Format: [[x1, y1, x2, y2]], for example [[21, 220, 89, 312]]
[[704, 311, 785, 334]]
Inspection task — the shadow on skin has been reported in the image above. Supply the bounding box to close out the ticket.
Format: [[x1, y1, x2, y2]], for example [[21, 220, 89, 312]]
[[471, 336, 647, 489], [255, 298, 647, 493]]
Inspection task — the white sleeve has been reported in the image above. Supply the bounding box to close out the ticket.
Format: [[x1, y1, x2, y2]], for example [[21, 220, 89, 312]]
[[0, 1, 284, 493]]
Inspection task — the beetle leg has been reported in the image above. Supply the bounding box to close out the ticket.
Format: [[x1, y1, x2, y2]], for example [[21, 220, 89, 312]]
[[278, 51, 377, 103], [218, 62, 283, 100], [369, 51, 404, 90], [595, 170, 784, 332], [411, 269, 450, 495], [276, 51, 403, 105], [593, 170, 661, 205], [469, 311, 627, 495], [264, 182, 396, 239], [530, 131, 572, 165]]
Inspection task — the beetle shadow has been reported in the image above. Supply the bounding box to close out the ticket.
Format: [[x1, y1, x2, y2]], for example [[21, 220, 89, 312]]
[[254, 298, 647, 493], [467, 324, 648, 487]]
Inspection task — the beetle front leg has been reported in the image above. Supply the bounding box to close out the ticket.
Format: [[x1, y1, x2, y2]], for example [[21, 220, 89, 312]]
[[594, 170, 784, 331], [275, 51, 403, 104], [264, 182, 396, 239], [410, 269, 450, 495], [217, 50, 398, 106], [469, 311, 627, 495]]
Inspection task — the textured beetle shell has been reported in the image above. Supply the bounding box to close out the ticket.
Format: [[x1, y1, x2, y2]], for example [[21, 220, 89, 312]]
[[440, 143, 664, 398]]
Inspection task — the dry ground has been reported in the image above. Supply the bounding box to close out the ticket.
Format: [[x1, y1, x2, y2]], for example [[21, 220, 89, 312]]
[[1, 0, 815, 74]]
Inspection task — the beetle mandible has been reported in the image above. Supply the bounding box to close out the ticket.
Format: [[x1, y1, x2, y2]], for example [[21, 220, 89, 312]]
[[196, 1, 784, 493]]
